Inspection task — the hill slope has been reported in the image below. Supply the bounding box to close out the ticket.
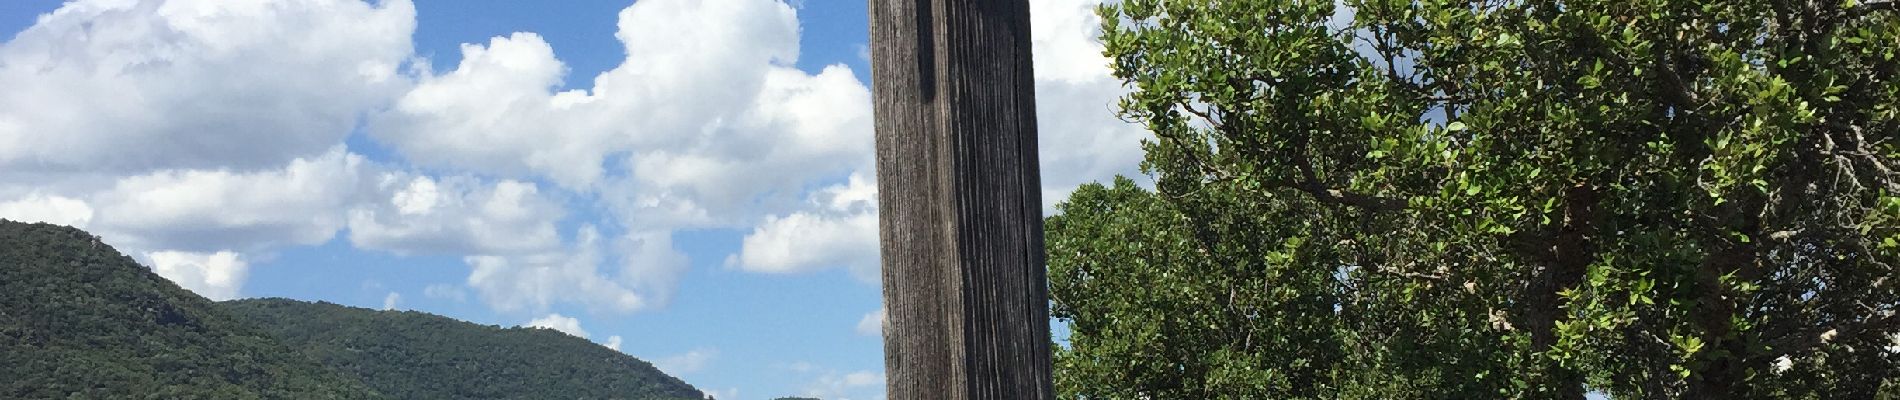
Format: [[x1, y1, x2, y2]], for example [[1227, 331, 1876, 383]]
[[221, 298, 706, 400], [0, 221, 382, 399]]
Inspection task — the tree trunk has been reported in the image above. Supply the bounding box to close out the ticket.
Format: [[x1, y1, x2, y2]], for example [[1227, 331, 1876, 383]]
[[868, 0, 1055, 398], [1516, 184, 1597, 400]]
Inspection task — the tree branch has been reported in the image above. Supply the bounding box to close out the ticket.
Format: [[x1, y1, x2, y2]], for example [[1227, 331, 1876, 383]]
[[1265, 177, 1411, 211], [1763, 310, 1900, 360], [1846, 0, 1899, 19]]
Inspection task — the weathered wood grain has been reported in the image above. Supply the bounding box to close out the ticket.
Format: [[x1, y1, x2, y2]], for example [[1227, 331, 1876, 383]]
[[869, 0, 1054, 398]]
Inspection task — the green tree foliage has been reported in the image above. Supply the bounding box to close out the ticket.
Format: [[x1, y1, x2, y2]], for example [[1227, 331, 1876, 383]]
[[1053, 0, 1900, 398], [1050, 177, 1351, 399], [0, 221, 381, 399], [221, 298, 706, 400]]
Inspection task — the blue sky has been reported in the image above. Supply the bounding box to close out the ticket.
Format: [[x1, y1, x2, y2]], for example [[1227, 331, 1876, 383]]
[[0, 1, 1145, 399]]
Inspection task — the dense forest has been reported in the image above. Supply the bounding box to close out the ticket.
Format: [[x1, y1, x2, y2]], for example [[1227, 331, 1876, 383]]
[[0, 221, 380, 399], [221, 298, 705, 400], [0, 220, 709, 400], [1047, 0, 1900, 398]]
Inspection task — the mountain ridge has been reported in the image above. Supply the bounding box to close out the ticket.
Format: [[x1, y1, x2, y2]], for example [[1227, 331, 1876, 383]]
[[0, 221, 382, 399], [0, 220, 706, 399], [220, 297, 707, 400]]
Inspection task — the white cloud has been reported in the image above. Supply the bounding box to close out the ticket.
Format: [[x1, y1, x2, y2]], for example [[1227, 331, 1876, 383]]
[[370, 32, 602, 187], [1030, 0, 1152, 212], [374, 0, 874, 236], [855, 308, 885, 337], [0, 0, 1150, 331], [361, 0, 881, 313], [371, 0, 844, 191], [0, 0, 417, 306], [840, 371, 882, 387], [802, 369, 884, 400], [655, 347, 718, 376], [731, 173, 878, 279], [348, 175, 565, 256], [525, 313, 589, 338], [1031, 0, 1116, 83], [0, 194, 93, 228], [619, 64, 874, 227], [615, 230, 691, 310], [91, 147, 370, 253], [728, 0, 1147, 283], [146, 250, 248, 301], [0, 0, 414, 173], [465, 226, 652, 314]]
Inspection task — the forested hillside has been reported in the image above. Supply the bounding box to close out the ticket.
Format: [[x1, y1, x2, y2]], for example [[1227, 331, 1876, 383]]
[[0, 220, 705, 399], [0, 221, 382, 399], [221, 298, 706, 400]]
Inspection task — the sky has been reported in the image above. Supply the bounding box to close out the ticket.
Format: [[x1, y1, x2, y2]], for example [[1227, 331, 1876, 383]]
[[0, 0, 1148, 399]]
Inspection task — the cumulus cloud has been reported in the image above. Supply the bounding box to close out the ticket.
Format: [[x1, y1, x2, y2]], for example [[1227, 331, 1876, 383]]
[[525, 313, 589, 338], [375, 0, 873, 230], [615, 230, 691, 310], [726, 0, 1146, 281], [369, 32, 602, 187], [0, 0, 1150, 322], [466, 227, 654, 314], [362, 0, 877, 313], [0, 0, 414, 173], [1030, 0, 1152, 211], [90, 147, 370, 253], [1031, 0, 1116, 84], [348, 175, 565, 256], [731, 173, 878, 279], [0, 0, 423, 304], [0, 194, 93, 227], [146, 250, 248, 301]]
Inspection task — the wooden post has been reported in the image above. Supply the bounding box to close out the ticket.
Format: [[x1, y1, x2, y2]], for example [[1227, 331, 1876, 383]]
[[869, 0, 1054, 398]]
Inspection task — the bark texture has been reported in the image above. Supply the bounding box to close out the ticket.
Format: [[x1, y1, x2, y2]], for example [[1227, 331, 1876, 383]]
[[870, 0, 1054, 398]]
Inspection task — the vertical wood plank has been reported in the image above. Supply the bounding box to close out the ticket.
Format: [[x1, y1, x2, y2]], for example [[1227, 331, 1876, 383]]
[[869, 0, 1054, 398]]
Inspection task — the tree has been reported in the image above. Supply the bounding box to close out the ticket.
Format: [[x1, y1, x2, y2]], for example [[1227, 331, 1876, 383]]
[[0, 222, 382, 399], [221, 299, 705, 400], [1049, 177, 1352, 399], [1051, 0, 1900, 397]]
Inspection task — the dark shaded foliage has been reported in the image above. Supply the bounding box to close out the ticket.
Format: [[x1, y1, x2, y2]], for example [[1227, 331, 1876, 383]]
[[220, 298, 705, 400], [0, 221, 381, 399]]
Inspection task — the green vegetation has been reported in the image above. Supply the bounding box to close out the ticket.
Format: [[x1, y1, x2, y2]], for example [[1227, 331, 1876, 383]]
[[1052, 0, 1900, 398], [0, 220, 704, 399], [0, 221, 381, 399], [221, 298, 705, 400]]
